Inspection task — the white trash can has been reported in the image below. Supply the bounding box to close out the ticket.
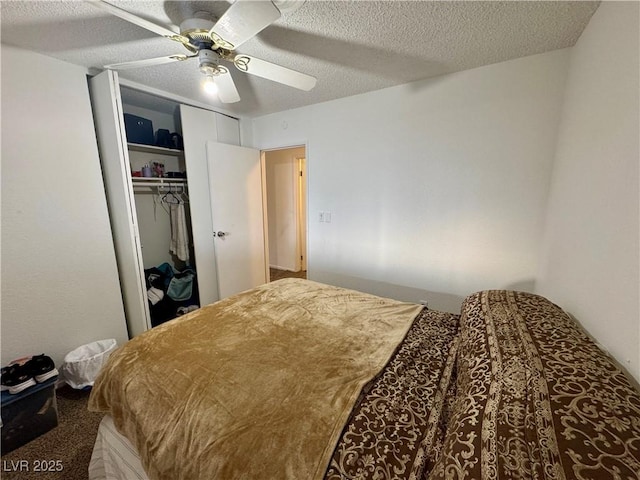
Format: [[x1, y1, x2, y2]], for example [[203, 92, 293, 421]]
[[61, 339, 117, 389]]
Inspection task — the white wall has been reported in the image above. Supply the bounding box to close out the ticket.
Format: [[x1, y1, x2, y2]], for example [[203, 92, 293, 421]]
[[265, 147, 305, 271], [251, 49, 570, 312], [537, 2, 640, 381], [1, 45, 129, 368]]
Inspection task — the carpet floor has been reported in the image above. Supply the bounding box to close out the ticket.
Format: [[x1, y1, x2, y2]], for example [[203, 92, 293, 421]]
[[1, 386, 101, 480], [269, 268, 307, 281]]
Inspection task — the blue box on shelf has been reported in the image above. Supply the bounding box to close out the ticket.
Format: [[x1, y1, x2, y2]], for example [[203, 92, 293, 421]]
[[1, 377, 58, 454]]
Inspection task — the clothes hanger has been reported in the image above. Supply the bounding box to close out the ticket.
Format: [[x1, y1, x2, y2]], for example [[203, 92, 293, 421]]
[[161, 186, 182, 204]]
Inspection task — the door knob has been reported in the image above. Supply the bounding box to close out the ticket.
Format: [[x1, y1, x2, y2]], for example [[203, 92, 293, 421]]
[[215, 231, 226, 238]]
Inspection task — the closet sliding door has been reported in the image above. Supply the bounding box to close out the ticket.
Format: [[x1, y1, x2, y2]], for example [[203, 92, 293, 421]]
[[180, 105, 241, 306], [180, 105, 222, 306], [90, 70, 150, 337]]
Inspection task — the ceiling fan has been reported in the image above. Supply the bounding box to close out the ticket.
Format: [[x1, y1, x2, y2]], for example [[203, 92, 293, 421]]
[[88, 0, 317, 103]]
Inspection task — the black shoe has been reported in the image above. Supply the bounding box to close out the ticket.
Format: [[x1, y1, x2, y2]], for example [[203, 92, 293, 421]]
[[1, 365, 14, 392], [1, 363, 36, 394], [26, 354, 59, 383]]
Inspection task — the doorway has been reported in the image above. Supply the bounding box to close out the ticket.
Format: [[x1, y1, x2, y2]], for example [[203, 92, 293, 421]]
[[263, 146, 307, 282]]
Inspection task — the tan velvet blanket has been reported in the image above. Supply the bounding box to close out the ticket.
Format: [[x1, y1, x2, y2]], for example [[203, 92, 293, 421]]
[[88, 278, 422, 480]]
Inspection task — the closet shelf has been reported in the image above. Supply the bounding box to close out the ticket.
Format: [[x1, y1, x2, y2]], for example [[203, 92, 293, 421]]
[[132, 177, 187, 188], [128, 143, 184, 157]]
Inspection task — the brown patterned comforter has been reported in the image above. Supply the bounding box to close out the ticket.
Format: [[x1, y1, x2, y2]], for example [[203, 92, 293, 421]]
[[427, 290, 640, 480], [328, 290, 640, 480], [326, 308, 461, 479]]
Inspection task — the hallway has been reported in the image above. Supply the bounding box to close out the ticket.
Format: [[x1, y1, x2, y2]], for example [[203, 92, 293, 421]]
[[269, 268, 307, 281]]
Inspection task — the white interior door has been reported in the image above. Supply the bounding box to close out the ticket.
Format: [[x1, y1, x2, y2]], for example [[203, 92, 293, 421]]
[[207, 141, 267, 298], [89, 70, 150, 337]]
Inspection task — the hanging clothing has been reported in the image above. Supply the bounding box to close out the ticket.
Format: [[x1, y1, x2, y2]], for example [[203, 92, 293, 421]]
[[169, 203, 189, 262]]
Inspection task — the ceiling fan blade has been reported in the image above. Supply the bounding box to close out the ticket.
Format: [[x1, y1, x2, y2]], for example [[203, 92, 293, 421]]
[[232, 54, 316, 91], [209, 0, 281, 50], [105, 54, 194, 70], [86, 1, 195, 51], [215, 70, 241, 104]]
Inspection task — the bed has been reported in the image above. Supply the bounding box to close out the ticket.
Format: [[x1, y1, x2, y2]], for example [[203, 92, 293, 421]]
[[88, 278, 640, 480]]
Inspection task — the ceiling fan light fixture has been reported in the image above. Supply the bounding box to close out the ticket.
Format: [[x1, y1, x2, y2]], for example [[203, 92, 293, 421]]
[[203, 75, 218, 95], [198, 49, 221, 75]]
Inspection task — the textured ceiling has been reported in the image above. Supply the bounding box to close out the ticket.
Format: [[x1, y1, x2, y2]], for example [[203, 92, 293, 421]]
[[1, 1, 600, 118]]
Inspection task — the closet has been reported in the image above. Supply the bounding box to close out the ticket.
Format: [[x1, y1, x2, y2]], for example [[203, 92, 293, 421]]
[[89, 70, 240, 338], [126, 102, 194, 328]]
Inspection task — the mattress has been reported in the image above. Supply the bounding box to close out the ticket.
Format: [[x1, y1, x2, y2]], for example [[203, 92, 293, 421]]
[[89, 415, 148, 480]]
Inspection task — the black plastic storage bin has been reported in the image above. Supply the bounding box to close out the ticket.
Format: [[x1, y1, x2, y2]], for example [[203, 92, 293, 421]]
[[1, 377, 58, 453], [123, 113, 154, 145]]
